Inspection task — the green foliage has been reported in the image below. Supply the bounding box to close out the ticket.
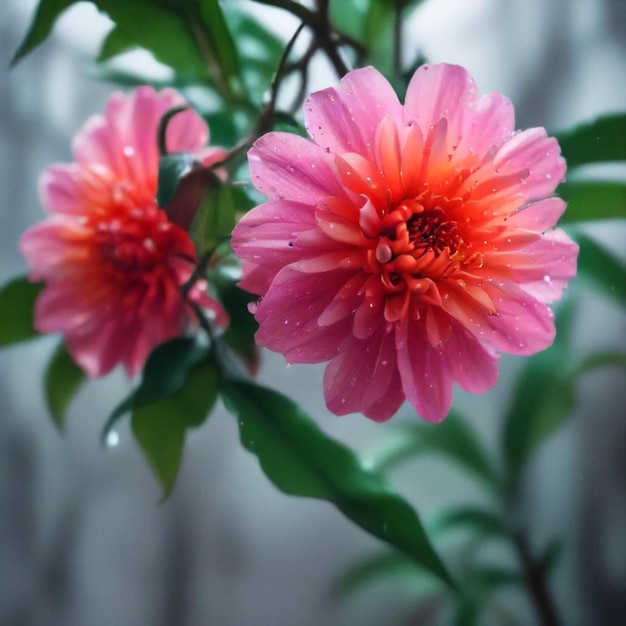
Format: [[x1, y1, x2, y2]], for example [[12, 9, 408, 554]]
[[556, 113, 626, 168], [212, 262, 259, 372], [101, 337, 209, 446], [10, 0, 76, 66], [575, 233, 626, 305], [132, 359, 218, 497], [558, 182, 626, 223], [157, 152, 200, 208], [220, 379, 455, 588], [502, 304, 576, 486], [0, 277, 43, 347], [453, 566, 523, 626], [431, 506, 508, 541], [44, 343, 86, 430], [332, 551, 443, 599], [365, 410, 499, 491], [195, 0, 243, 99], [190, 182, 238, 256]]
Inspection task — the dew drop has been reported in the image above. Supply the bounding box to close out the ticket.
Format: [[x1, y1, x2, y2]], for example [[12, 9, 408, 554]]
[[106, 431, 119, 448]]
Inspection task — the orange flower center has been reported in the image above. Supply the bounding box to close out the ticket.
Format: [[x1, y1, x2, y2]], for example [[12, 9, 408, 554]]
[[367, 196, 469, 295]]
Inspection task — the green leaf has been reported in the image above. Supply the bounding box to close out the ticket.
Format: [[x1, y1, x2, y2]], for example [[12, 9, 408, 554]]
[[502, 304, 576, 485], [97, 24, 135, 62], [0, 277, 43, 347], [96, 0, 207, 78], [556, 113, 626, 169], [134, 337, 208, 407], [220, 380, 455, 588], [365, 410, 499, 490], [431, 506, 508, 540], [196, 0, 243, 96], [100, 337, 208, 444], [101, 392, 135, 445], [44, 343, 86, 430], [558, 182, 626, 223], [11, 0, 77, 66], [455, 566, 523, 626], [132, 360, 218, 497], [223, 6, 284, 102], [332, 552, 443, 599], [575, 233, 626, 305], [212, 263, 258, 371], [156, 152, 199, 208], [189, 182, 237, 256], [575, 351, 626, 375]]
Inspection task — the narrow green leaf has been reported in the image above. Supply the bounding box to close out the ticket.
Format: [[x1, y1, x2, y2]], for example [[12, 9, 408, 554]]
[[558, 181, 626, 223], [0, 277, 43, 347], [332, 552, 442, 599], [97, 24, 135, 62], [575, 233, 626, 305], [221, 380, 455, 588], [134, 337, 208, 406], [502, 304, 576, 484], [431, 506, 508, 540], [156, 153, 198, 208], [44, 343, 85, 430], [196, 0, 243, 94], [100, 337, 207, 444], [132, 360, 218, 497], [575, 351, 626, 375], [455, 566, 523, 626], [11, 0, 77, 66], [93, 0, 208, 79], [556, 113, 626, 168], [212, 265, 259, 372], [366, 410, 499, 490], [190, 183, 237, 256], [101, 392, 135, 445]]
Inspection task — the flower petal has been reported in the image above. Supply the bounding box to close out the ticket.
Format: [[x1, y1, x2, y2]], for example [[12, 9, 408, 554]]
[[248, 132, 345, 203], [305, 66, 403, 162], [324, 328, 404, 421], [396, 317, 453, 422]]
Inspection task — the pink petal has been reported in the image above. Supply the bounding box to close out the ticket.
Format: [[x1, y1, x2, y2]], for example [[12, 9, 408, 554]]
[[492, 128, 566, 201], [442, 321, 499, 393], [395, 317, 453, 422], [248, 132, 345, 203], [486, 229, 578, 302], [507, 197, 566, 232], [404, 64, 476, 133], [253, 268, 355, 363], [305, 66, 403, 162], [20, 218, 94, 279], [232, 200, 328, 268], [324, 328, 404, 421]]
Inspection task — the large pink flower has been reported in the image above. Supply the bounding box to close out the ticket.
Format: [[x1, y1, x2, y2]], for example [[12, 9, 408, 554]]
[[21, 86, 228, 378], [231, 64, 578, 423]]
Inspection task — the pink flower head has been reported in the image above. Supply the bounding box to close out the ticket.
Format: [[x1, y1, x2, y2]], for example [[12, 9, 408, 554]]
[[231, 64, 578, 423], [20, 86, 228, 378]]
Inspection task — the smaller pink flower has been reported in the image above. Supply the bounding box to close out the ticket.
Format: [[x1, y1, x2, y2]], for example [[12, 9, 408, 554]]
[[20, 86, 228, 378], [232, 64, 578, 423]]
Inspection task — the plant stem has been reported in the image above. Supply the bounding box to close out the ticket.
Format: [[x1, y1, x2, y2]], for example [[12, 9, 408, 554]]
[[313, 0, 350, 77], [513, 531, 561, 626]]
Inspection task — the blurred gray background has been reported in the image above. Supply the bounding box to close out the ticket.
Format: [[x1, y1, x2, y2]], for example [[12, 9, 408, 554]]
[[1, 0, 625, 625]]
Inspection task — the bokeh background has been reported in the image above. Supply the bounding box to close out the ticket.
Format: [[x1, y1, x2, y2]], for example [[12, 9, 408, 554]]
[[1, 0, 625, 624]]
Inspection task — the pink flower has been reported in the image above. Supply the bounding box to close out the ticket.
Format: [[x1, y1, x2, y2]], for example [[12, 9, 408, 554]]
[[231, 64, 578, 423], [20, 86, 228, 378]]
